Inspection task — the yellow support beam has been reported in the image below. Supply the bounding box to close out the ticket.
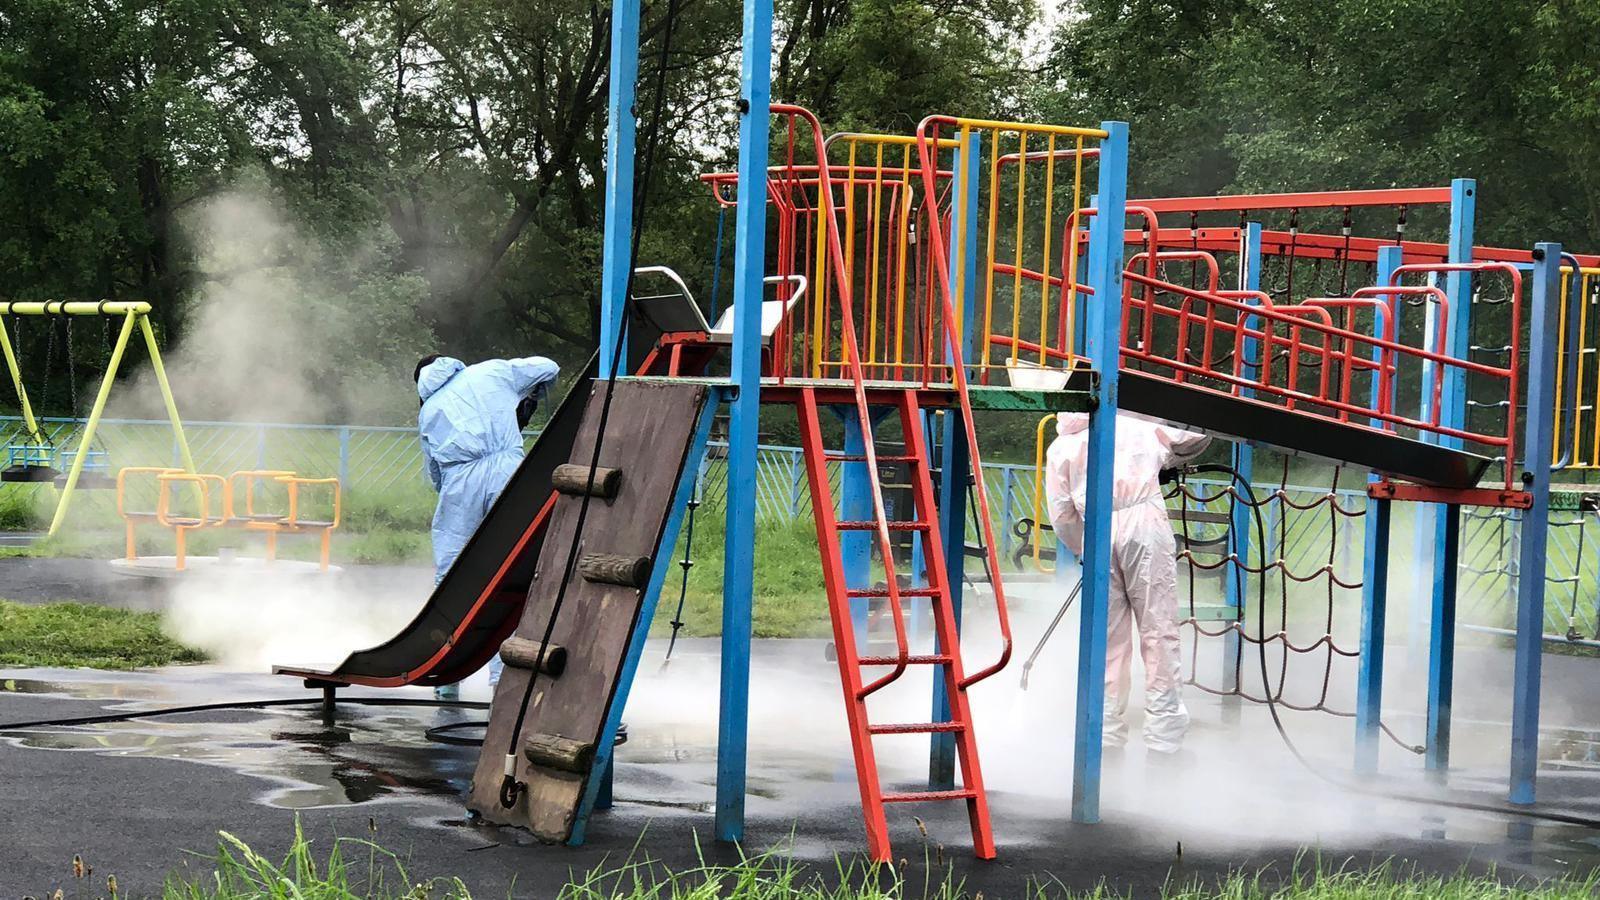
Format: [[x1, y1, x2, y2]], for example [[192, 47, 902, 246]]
[[31, 307, 194, 536], [0, 301, 152, 316], [0, 309, 43, 443]]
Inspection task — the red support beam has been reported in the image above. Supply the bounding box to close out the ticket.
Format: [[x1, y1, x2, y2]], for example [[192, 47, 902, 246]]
[[1134, 187, 1454, 214]]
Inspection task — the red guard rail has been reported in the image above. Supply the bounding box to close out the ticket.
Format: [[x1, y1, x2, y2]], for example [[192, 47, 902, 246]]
[[1118, 259, 1524, 487]]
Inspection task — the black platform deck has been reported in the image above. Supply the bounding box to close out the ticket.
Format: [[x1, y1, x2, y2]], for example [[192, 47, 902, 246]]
[[273, 355, 597, 687], [1113, 370, 1494, 488]]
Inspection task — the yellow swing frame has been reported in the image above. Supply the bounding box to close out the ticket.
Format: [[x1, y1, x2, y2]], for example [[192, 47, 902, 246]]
[[0, 301, 195, 535]]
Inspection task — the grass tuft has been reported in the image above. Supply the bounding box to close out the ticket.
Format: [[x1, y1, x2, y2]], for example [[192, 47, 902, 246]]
[[156, 825, 1600, 899], [0, 600, 206, 669]]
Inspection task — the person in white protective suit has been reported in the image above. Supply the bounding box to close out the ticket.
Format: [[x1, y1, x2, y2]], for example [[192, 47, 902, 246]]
[[417, 353, 560, 699], [1044, 411, 1210, 755]]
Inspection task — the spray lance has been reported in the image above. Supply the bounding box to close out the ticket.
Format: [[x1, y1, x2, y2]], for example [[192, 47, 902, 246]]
[[1019, 577, 1081, 690], [1019, 466, 1188, 691]]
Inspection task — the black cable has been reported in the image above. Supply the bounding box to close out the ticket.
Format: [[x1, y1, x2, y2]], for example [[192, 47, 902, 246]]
[[497, 0, 686, 810], [426, 720, 488, 747], [1183, 462, 1600, 831], [662, 490, 700, 665], [0, 696, 488, 731]]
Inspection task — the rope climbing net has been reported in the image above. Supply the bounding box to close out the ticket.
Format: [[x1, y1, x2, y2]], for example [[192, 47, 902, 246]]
[[1170, 452, 1423, 752]]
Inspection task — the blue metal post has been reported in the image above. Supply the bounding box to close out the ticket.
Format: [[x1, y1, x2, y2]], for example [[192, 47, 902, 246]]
[[1424, 179, 1476, 778], [1355, 499, 1392, 773], [596, 0, 641, 379], [1071, 121, 1128, 825], [337, 427, 351, 492], [1511, 243, 1562, 804], [930, 131, 981, 789], [839, 408, 873, 637], [570, 395, 719, 844], [1224, 222, 1263, 699], [1355, 246, 1403, 774], [714, 0, 772, 844]]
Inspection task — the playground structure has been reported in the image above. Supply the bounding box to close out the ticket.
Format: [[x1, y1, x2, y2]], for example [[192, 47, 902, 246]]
[[114, 466, 342, 574], [0, 301, 193, 535], [264, 0, 1600, 868]]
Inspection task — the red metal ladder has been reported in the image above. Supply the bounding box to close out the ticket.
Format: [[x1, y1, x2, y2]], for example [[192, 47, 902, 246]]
[[795, 385, 996, 863]]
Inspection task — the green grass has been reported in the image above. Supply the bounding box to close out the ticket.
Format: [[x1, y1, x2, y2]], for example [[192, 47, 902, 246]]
[[0, 599, 206, 669], [652, 508, 831, 639], [142, 824, 1600, 899], [0, 482, 49, 530]]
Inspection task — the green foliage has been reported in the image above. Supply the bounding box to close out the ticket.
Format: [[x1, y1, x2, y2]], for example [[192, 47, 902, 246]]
[[0, 483, 48, 530], [1042, 0, 1600, 252], [164, 819, 469, 899], [343, 484, 437, 534], [155, 823, 1600, 898], [0, 600, 205, 669]]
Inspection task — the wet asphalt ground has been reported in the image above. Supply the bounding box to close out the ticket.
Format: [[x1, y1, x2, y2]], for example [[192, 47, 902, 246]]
[[4, 561, 1600, 897]]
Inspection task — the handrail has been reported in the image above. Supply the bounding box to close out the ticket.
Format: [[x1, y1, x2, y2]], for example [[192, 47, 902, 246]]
[[774, 103, 916, 699]]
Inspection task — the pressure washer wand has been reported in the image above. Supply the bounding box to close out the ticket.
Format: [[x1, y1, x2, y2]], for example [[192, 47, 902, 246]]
[[1019, 577, 1082, 690]]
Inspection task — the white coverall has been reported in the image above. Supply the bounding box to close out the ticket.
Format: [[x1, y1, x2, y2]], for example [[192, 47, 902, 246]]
[[1044, 412, 1210, 754]]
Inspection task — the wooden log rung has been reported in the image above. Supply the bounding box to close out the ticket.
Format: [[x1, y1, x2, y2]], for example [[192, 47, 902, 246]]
[[523, 732, 596, 774], [552, 464, 623, 499], [579, 553, 652, 589], [499, 638, 568, 677]]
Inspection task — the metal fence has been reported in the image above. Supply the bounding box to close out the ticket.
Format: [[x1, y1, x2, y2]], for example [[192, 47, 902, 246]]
[[3, 414, 1593, 640]]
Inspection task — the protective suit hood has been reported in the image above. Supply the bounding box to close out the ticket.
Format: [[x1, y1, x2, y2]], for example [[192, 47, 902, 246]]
[[418, 357, 466, 403], [1057, 412, 1089, 435]]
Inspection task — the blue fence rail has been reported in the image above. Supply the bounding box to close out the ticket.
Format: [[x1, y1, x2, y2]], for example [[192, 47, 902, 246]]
[[1, 415, 1591, 638]]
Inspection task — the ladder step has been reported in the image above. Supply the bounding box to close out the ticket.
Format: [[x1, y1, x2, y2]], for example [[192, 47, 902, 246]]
[[846, 587, 939, 598], [869, 722, 966, 735], [882, 789, 978, 804], [825, 453, 919, 463], [859, 654, 951, 666], [836, 520, 929, 531]]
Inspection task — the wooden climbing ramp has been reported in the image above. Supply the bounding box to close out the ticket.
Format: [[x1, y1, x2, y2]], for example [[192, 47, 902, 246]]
[[467, 379, 713, 841]]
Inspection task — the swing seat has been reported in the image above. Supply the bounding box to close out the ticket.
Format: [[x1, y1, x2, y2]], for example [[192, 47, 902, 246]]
[[59, 472, 116, 491], [3, 464, 62, 483]]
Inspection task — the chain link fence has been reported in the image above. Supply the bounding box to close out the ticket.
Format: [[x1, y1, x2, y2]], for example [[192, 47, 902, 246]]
[[3, 414, 1593, 640]]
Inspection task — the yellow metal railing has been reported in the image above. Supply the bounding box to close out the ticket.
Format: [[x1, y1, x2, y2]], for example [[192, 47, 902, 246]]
[[1031, 413, 1058, 572], [1555, 266, 1600, 468], [914, 119, 1107, 387]]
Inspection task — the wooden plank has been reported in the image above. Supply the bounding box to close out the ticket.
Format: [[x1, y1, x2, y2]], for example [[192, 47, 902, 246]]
[[468, 380, 710, 840]]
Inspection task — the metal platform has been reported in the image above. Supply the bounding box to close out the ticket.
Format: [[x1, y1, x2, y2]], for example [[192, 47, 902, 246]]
[[109, 556, 341, 579], [626, 367, 1491, 487], [1113, 370, 1493, 489], [618, 375, 1096, 412]]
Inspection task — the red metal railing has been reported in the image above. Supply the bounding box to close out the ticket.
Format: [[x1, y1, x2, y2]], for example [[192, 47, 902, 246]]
[[1118, 258, 1525, 485]]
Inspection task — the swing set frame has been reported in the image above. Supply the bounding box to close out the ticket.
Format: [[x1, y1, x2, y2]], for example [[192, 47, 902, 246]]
[[0, 300, 195, 536]]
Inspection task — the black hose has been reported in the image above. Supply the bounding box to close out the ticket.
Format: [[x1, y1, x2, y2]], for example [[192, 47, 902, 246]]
[[426, 720, 488, 747], [1184, 462, 1600, 831], [0, 696, 488, 731], [497, 0, 687, 810]]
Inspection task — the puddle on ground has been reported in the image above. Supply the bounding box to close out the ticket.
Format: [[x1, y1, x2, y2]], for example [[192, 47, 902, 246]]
[[2, 704, 479, 811], [1, 676, 180, 702]]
